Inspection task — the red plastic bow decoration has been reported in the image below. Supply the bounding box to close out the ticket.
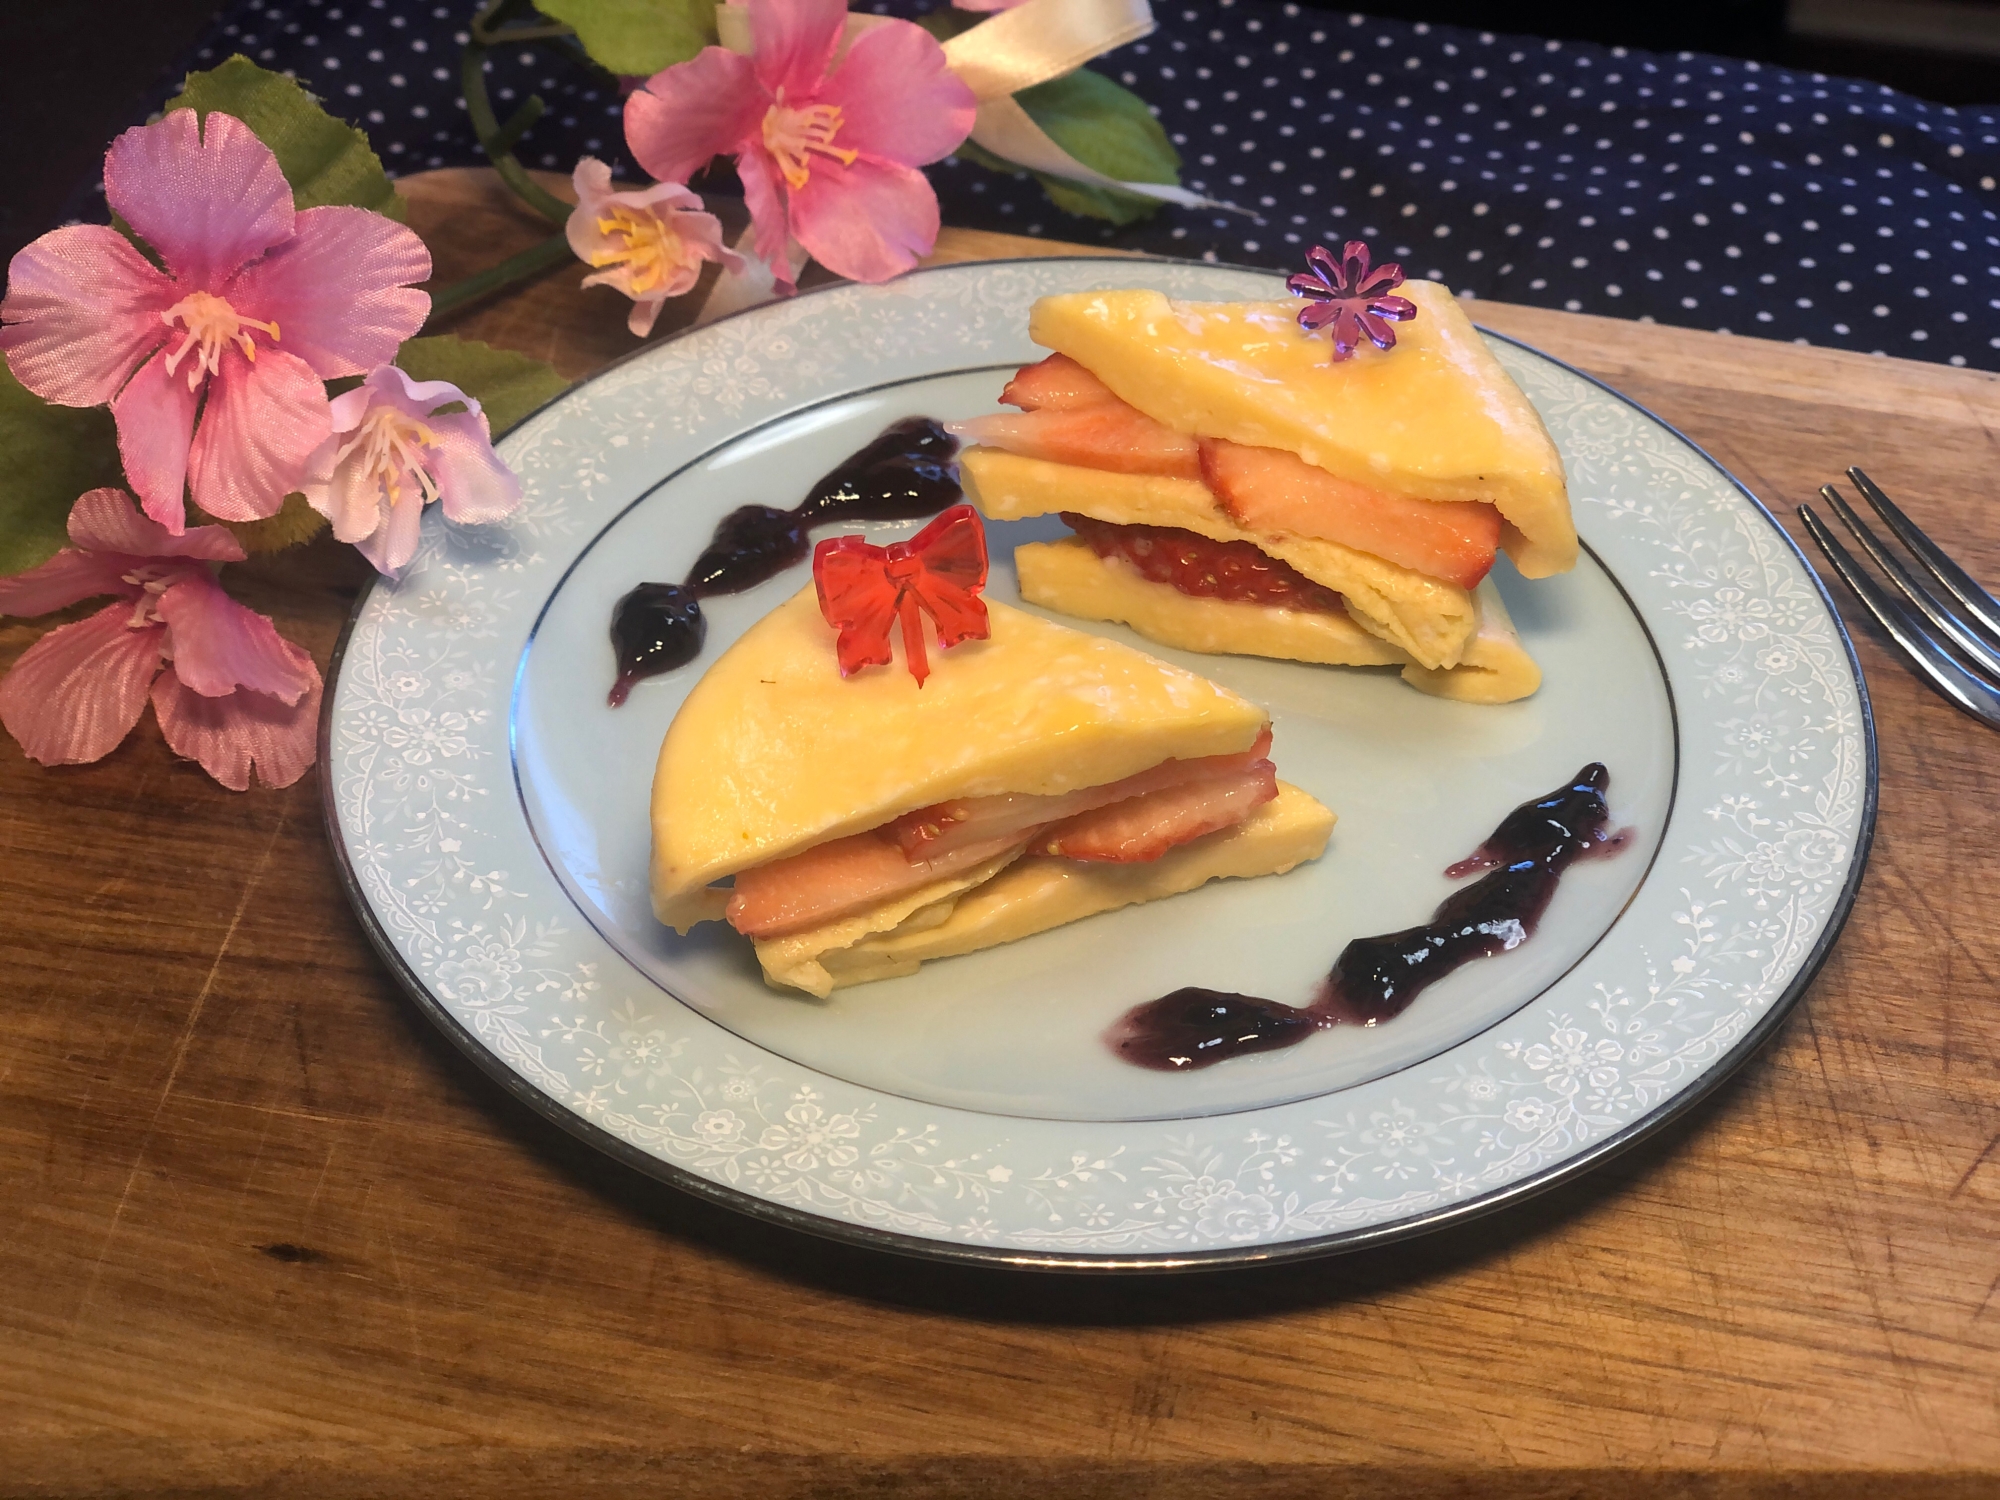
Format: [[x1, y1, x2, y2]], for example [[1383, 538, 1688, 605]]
[[813, 503, 991, 685]]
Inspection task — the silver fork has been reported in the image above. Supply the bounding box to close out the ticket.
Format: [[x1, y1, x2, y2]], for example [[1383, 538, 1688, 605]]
[[1797, 466, 2000, 729]]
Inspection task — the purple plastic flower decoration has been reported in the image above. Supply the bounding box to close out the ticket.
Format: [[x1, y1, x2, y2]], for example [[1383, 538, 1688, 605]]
[[1287, 241, 1418, 361]]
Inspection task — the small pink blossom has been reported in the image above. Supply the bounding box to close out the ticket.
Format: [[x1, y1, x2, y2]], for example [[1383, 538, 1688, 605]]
[[566, 158, 743, 337], [299, 365, 522, 578], [0, 110, 431, 533], [0, 488, 320, 790], [624, 0, 975, 290]]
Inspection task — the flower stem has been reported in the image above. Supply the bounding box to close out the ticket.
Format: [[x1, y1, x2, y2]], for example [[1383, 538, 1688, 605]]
[[424, 232, 573, 326], [491, 95, 546, 157], [461, 7, 572, 226]]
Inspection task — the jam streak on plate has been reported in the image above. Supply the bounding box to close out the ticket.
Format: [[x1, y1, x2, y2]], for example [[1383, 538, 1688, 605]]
[[1109, 763, 1625, 1071], [607, 418, 962, 704]]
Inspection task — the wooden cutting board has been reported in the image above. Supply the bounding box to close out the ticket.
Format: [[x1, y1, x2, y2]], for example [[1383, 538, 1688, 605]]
[[4, 167, 1999, 1499]]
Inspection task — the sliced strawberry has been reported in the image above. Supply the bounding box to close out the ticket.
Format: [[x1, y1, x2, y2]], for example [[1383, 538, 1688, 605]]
[[953, 404, 1202, 480], [1035, 759, 1279, 863], [889, 728, 1272, 862], [1000, 353, 1119, 411], [727, 830, 1030, 940], [1200, 438, 1501, 589], [1063, 513, 1346, 615]]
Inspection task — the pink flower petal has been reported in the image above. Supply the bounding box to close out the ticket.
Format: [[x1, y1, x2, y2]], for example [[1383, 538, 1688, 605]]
[[788, 156, 939, 284], [65, 485, 245, 562], [427, 412, 523, 526], [154, 572, 315, 704], [0, 225, 174, 406], [737, 149, 796, 291], [111, 349, 201, 533], [0, 549, 135, 619], [224, 207, 431, 378], [300, 437, 389, 545], [355, 485, 426, 577], [827, 20, 977, 167], [104, 112, 294, 290], [152, 660, 321, 791], [0, 605, 162, 766], [746, 0, 846, 95], [625, 47, 766, 184], [186, 349, 332, 522]]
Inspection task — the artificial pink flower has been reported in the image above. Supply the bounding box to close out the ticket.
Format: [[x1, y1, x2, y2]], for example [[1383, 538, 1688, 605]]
[[566, 158, 743, 336], [298, 365, 523, 578], [0, 488, 321, 790], [0, 110, 431, 534], [624, 0, 976, 290]]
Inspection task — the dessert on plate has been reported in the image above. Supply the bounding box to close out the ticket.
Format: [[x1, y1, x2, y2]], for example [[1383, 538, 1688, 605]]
[[650, 506, 1334, 996], [954, 245, 1574, 703]]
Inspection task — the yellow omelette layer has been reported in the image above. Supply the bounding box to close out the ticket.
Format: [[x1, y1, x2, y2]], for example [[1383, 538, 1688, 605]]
[[1015, 537, 1542, 704], [650, 587, 1270, 930], [761, 783, 1336, 995], [1027, 281, 1576, 578]]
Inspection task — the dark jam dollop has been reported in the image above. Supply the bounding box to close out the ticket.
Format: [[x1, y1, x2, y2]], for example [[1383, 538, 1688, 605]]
[[607, 418, 961, 705], [1109, 763, 1623, 1072]]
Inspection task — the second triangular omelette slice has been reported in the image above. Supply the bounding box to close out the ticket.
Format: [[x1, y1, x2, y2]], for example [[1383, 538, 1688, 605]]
[[956, 280, 1570, 702], [652, 589, 1334, 995]]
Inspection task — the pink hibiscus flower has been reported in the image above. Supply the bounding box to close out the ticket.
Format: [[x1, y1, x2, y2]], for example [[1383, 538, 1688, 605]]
[[0, 110, 431, 534], [566, 158, 743, 336], [0, 488, 321, 791], [624, 0, 976, 289], [299, 365, 523, 578]]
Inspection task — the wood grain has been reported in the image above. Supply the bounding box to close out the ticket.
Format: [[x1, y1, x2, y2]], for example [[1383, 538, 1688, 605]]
[[4, 169, 2000, 1499]]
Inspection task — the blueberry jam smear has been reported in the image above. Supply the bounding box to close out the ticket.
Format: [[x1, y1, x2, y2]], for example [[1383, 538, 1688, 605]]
[[1109, 763, 1621, 1072], [607, 418, 961, 705]]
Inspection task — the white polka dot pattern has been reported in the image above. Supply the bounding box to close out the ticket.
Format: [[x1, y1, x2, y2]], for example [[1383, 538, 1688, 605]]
[[133, 0, 2000, 371]]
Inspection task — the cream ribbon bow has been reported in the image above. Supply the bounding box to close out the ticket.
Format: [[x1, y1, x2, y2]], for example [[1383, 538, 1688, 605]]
[[714, 0, 1243, 214]]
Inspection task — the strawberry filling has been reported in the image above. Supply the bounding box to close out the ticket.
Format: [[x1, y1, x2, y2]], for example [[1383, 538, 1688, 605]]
[[725, 728, 1277, 939], [1063, 512, 1346, 615], [967, 353, 1503, 588], [1199, 439, 1500, 590]]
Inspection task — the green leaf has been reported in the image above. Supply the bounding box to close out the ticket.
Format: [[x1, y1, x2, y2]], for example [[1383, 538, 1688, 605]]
[[164, 55, 404, 219], [1011, 68, 1182, 226], [0, 363, 124, 577], [534, 0, 716, 75], [216, 492, 328, 554], [394, 335, 571, 438]]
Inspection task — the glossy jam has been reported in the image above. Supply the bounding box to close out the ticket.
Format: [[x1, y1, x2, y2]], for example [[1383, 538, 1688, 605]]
[[608, 418, 961, 704], [1063, 512, 1346, 614], [1108, 763, 1622, 1071]]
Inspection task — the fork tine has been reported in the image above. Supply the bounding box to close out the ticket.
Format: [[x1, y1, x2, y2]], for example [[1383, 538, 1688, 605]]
[[1819, 483, 2000, 677], [1798, 503, 2000, 729], [1847, 466, 2000, 642]]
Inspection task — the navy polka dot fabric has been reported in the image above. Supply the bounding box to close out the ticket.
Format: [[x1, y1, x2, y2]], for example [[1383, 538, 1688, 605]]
[[145, 0, 2000, 368]]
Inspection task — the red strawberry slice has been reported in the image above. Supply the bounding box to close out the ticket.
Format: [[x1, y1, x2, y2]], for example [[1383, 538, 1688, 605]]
[[1199, 439, 1501, 590], [888, 728, 1274, 863], [727, 829, 1031, 940], [1034, 759, 1280, 863], [1064, 513, 1346, 615], [1001, 353, 1118, 411], [953, 404, 1202, 480]]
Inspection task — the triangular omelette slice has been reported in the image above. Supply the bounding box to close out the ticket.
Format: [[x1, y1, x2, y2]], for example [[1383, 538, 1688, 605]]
[[1027, 281, 1574, 578], [650, 588, 1333, 994]]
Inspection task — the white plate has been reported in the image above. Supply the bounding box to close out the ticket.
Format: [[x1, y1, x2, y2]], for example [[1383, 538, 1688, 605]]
[[324, 259, 1874, 1268]]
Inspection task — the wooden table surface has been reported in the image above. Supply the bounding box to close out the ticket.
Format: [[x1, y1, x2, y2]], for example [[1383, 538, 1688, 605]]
[[5, 168, 2000, 1499]]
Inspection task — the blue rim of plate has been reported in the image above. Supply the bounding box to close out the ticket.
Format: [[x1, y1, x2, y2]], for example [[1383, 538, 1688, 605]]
[[318, 256, 1878, 1273]]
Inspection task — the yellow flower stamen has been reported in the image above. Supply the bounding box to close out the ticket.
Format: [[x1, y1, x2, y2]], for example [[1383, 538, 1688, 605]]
[[334, 404, 442, 511], [589, 203, 697, 296], [159, 291, 281, 390], [761, 93, 857, 190]]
